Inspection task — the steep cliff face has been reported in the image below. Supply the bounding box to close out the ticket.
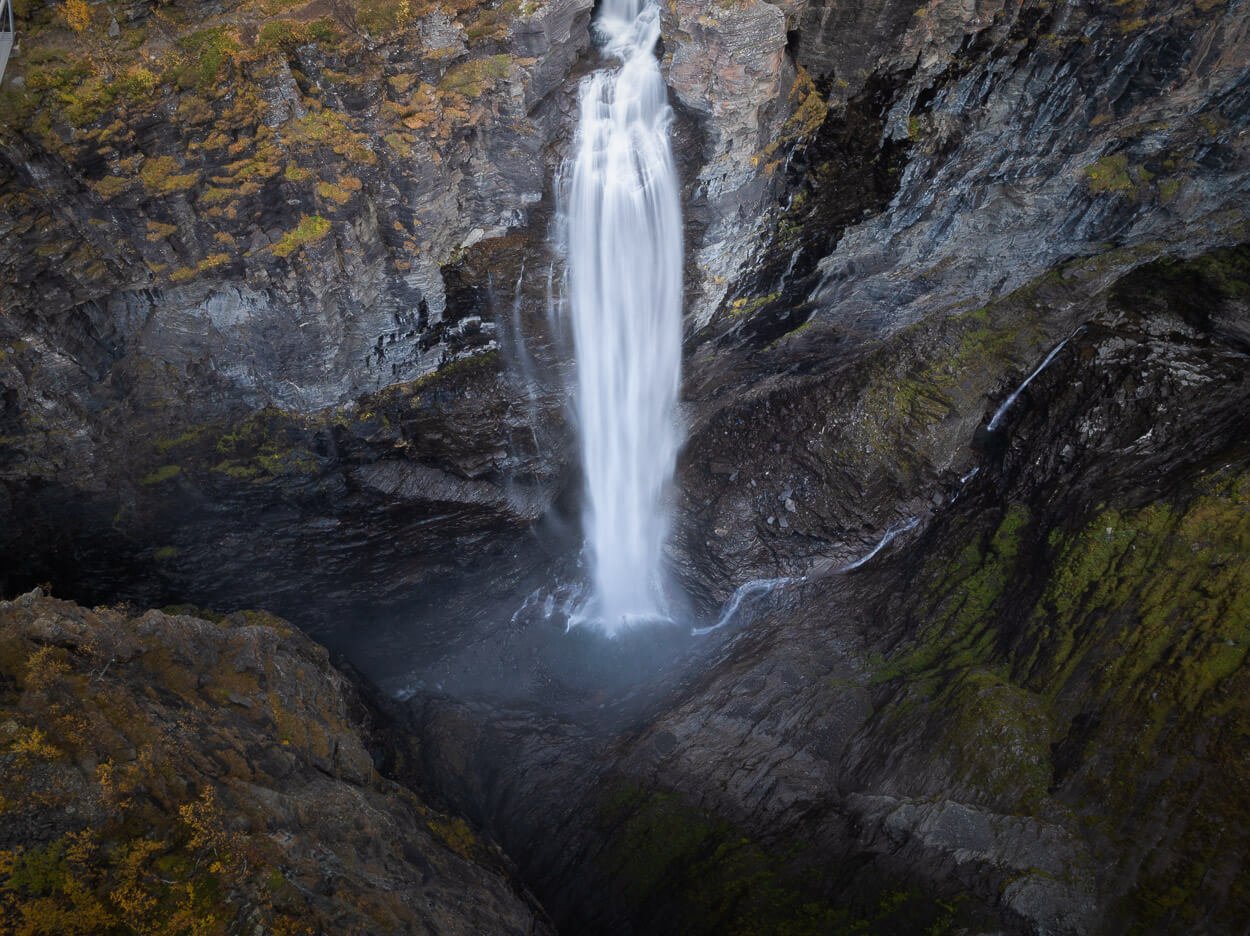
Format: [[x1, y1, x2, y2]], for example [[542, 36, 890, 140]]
[[0, 590, 550, 934], [0, 0, 586, 618]]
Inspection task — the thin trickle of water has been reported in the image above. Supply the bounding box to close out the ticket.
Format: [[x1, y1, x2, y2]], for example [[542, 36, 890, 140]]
[[987, 331, 1080, 432], [562, 0, 683, 633], [692, 577, 802, 636], [837, 516, 920, 572], [777, 247, 803, 293], [508, 263, 537, 391], [543, 263, 562, 342]]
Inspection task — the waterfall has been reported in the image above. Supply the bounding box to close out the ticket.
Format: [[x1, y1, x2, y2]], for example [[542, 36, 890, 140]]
[[563, 0, 683, 632]]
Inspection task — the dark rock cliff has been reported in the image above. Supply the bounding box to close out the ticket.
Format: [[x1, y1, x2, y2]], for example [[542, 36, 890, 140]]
[[3, 0, 1246, 624]]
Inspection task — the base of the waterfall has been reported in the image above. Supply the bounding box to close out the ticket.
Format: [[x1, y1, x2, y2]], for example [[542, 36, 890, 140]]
[[565, 604, 681, 637], [343, 567, 708, 727]]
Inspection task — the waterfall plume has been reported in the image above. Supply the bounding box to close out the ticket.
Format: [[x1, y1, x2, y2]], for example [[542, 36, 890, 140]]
[[562, 0, 683, 633]]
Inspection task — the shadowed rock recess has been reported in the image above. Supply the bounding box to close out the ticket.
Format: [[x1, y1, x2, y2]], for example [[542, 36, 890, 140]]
[[1, 0, 1248, 931]]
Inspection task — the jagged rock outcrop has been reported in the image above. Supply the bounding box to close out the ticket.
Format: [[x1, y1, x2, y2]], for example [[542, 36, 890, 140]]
[[0, 589, 550, 934], [683, 0, 1250, 339]]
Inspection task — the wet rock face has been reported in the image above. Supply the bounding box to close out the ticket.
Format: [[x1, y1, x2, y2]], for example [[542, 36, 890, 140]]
[[0, 590, 550, 935], [0, 344, 565, 628]]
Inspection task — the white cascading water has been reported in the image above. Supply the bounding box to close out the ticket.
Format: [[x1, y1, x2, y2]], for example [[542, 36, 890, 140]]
[[564, 0, 683, 632]]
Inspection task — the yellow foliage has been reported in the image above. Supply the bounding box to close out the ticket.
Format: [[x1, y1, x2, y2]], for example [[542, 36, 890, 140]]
[[270, 214, 331, 258], [315, 176, 362, 205], [10, 726, 62, 761], [61, 0, 91, 33], [146, 220, 179, 242], [23, 646, 70, 692], [139, 155, 201, 196]]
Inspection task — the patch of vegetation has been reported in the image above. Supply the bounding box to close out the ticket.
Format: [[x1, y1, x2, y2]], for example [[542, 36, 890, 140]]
[[286, 109, 376, 165], [139, 464, 182, 485], [139, 156, 200, 196], [752, 68, 828, 174], [427, 817, 477, 861], [90, 175, 133, 200], [1083, 153, 1152, 195], [0, 601, 364, 934], [595, 783, 981, 935], [315, 175, 363, 206], [867, 456, 1250, 922], [169, 252, 231, 283], [726, 291, 780, 319], [209, 407, 322, 479], [357, 0, 414, 35], [438, 55, 513, 98], [257, 18, 340, 53], [271, 214, 331, 258], [174, 27, 242, 91]]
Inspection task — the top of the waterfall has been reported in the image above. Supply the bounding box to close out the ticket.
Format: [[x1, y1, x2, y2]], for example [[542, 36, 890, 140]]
[[594, 0, 660, 60]]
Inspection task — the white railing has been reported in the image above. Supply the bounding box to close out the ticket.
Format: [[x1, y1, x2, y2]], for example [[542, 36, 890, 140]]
[[0, 0, 13, 83]]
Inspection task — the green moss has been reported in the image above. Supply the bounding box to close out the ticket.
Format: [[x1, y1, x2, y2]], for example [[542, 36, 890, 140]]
[[847, 266, 1063, 465], [892, 505, 1030, 678], [271, 214, 331, 258], [869, 456, 1250, 919], [596, 784, 982, 935], [438, 55, 513, 98], [209, 408, 322, 480], [153, 427, 207, 455], [175, 27, 241, 91], [139, 464, 182, 486], [257, 20, 307, 52], [356, 0, 414, 35], [725, 291, 780, 320], [1083, 153, 1152, 195]]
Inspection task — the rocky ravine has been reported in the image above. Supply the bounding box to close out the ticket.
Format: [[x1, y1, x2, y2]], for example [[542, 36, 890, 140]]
[[1, 0, 1249, 934]]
